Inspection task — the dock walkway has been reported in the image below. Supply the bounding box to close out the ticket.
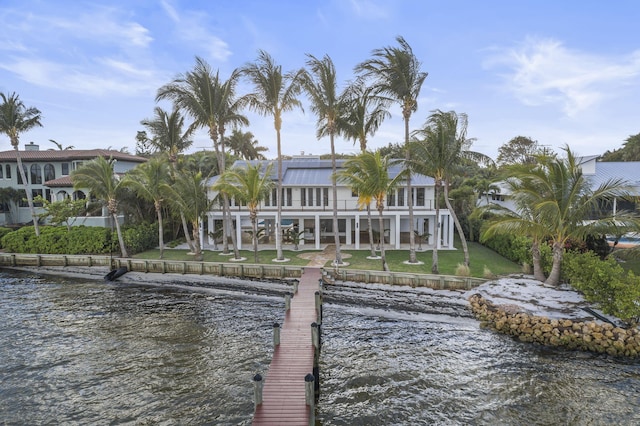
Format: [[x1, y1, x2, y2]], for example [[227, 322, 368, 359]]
[[252, 267, 321, 425]]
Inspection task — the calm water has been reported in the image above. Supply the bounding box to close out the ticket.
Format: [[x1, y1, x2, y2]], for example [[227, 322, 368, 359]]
[[1, 270, 640, 425]]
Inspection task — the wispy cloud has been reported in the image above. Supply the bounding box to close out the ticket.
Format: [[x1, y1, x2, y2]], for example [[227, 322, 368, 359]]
[[160, 0, 231, 61], [484, 37, 640, 116], [347, 0, 388, 20]]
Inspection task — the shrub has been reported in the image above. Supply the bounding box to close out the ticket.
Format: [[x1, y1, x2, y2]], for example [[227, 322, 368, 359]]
[[455, 263, 471, 277], [563, 250, 640, 326], [0, 227, 12, 248], [0, 225, 112, 254], [120, 222, 158, 255]]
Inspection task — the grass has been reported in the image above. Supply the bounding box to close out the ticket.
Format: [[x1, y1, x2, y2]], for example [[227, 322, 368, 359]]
[[134, 240, 522, 278]]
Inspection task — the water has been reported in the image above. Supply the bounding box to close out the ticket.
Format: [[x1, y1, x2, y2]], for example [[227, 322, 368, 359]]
[[1, 270, 640, 425]]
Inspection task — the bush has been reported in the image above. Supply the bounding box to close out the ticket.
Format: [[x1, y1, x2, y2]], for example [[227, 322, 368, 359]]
[[481, 233, 552, 273], [563, 250, 640, 326], [0, 227, 13, 248], [120, 222, 159, 255]]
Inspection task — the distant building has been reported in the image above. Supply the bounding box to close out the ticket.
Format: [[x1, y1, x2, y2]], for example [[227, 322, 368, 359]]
[[207, 155, 456, 250], [0, 142, 147, 227]]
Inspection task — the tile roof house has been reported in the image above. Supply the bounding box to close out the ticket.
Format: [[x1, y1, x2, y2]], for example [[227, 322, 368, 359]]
[[0, 142, 147, 227], [207, 155, 456, 251]]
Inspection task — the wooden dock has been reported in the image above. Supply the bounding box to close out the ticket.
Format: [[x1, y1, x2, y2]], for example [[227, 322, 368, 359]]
[[253, 267, 321, 425]]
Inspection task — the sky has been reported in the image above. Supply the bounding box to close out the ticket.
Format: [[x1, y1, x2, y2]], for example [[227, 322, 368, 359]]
[[1, 0, 639, 161]]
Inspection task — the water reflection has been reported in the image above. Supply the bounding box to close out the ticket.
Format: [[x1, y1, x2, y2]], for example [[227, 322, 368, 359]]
[[1, 270, 640, 425]]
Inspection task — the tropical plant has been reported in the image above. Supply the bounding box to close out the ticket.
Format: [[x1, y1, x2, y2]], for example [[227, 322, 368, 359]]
[[156, 57, 247, 258], [161, 168, 212, 261], [122, 158, 171, 258], [302, 54, 345, 266], [71, 156, 129, 257], [337, 150, 404, 271], [355, 36, 427, 264], [49, 139, 74, 150], [33, 195, 86, 231], [338, 79, 391, 257], [225, 129, 268, 160], [140, 106, 195, 252], [483, 146, 638, 285], [241, 50, 304, 261], [0, 92, 43, 236], [212, 162, 274, 262], [411, 110, 492, 271]]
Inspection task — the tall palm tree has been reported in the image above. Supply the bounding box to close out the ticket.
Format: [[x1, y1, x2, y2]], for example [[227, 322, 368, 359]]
[[302, 54, 345, 266], [484, 146, 636, 286], [337, 150, 404, 271], [339, 79, 391, 257], [241, 50, 304, 261], [72, 156, 128, 257], [0, 92, 43, 236], [411, 110, 492, 270], [140, 106, 195, 252], [355, 36, 427, 264], [122, 158, 171, 258], [161, 168, 212, 261], [212, 162, 274, 262], [156, 57, 247, 258], [225, 129, 267, 160]]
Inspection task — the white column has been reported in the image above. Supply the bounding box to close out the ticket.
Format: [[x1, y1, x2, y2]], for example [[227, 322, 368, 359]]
[[395, 214, 401, 249], [235, 213, 243, 250], [354, 214, 360, 249], [315, 215, 321, 250], [346, 217, 352, 246], [447, 213, 454, 248]]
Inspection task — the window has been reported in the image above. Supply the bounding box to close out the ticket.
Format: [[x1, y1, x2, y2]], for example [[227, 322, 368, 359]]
[[301, 188, 306, 206], [284, 188, 292, 206], [387, 191, 396, 207], [0, 165, 3, 179], [61, 163, 70, 175], [44, 164, 55, 181], [45, 189, 51, 202], [308, 188, 314, 206], [30, 164, 42, 185], [32, 189, 43, 206], [5, 164, 10, 179], [416, 188, 425, 206], [316, 188, 321, 207], [73, 190, 86, 200], [17, 165, 27, 184], [398, 188, 405, 207], [323, 188, 329, 207], [272, 188, 277, 206]]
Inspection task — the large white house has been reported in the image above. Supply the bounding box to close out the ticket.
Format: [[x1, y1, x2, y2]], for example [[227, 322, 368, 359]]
[[0, 142, 147, 227], [207, 155, 456, 250]]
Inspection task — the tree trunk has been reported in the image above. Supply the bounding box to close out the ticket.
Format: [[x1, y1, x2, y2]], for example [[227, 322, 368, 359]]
[[112, 212, 129, 258], [545, 241, 563, 286], [191, 220, 203, 261], [443, 179, 470, 267], [531, 239, 546, 282], [250, 210, 258, 263], [404, 116, 417, 263], [156, 203, 164, 259], [378, 206, 389, 271], [432, 181, 440, 274], [275, 129, 284, 261], [15, 151, 40, 236], [366, 205, 377, 258], [224, 194, 240, 259], [330, 132, 342, 266], [180, 211, 196, 253]]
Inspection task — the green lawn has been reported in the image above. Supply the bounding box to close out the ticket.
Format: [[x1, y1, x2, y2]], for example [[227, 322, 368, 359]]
[[134, 241, 522, 278]]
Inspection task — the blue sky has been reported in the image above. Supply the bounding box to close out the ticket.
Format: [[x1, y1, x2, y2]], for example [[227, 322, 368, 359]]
[[1, 0, 639, 160]]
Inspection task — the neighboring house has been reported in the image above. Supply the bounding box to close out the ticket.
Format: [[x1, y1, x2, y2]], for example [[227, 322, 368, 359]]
[[0, 142, 147, 227], [478, 155, 640, 215], [207, 155, 455, 250]]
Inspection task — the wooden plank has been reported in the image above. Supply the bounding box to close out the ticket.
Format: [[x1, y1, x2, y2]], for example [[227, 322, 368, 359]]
[[253, 267, 320, 426]]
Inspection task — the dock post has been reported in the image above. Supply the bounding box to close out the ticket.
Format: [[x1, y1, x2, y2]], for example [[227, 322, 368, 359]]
[[293, 280, 299, 294], [285, 293, 291, 312], [311, 322, 319, 349], [305, 373, 315, 413], [315, 291, 322, 323], [273, 323, 280, 347], [253, 374, 263, 408]]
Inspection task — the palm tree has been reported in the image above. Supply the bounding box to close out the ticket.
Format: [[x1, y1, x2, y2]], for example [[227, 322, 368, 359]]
[[71, 156, 128, 257], [0, 92, 43, 236], [49, 139, 74, 150], [225, 129, 267, 160], [339, 79, 391, 257], [411, 110, 492, 271], [338, 150, 404, 271], [156, 57, 247, 258], [355, 36, 427, 264], [212, 162, 274, 262], [122, 158, 171, 258], [302, 54, 345, 266], [241, 50, 304, 262], [161, 168, 212, 261], [140, 106, 195, 252], [484, 146, 636, 286]]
